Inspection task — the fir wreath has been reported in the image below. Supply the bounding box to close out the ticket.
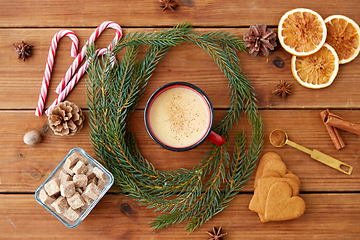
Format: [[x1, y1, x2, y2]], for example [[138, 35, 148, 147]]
[[86, 23, 263, 233]]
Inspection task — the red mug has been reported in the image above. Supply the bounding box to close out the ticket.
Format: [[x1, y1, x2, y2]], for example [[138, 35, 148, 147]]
[[144, 82, 225, 151]]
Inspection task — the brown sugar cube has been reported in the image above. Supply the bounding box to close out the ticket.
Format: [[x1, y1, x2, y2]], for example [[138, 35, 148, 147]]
[[87, 164, 94, 171], [72, 161, 88, 175], [86, 165, 95, 180], [64, 207, 81, 222], [63, 164, 74, 176], [98, 179, 107, 190], [88, 177, 98, 185], [76, 187, 83, 194], [59, 169, 72, 184], [68, 152, 88, 164], [73, 174, 88, 188], [52, 192, 60, 199], [79, 205, 87, 212], [93, 167, 108, 182], [84, 183, 101, 200], [66, 152, 82, 166], [44, 178, 60, 196], [39, 189, 56, 204], [64, 156, 79, 176], [60, 181, 76, 198], [81, 192, 94, 206], [63, 174, 72, 183], [68, 151, 82, 161], [77, 155, 88, 164], [51, 196, 69, 214], [67, 192, 85, 209]]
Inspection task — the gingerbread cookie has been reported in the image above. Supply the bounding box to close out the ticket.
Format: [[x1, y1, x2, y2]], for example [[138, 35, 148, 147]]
[[254, 152, 282, 188], [257, 177, 300, 213], [258, 213, 270, 223], [261, 170, 281, 179], [249, 189, 263, 214], [262, 159, 287, 177], [265, 181, 306, 221], [249, 152, 305, 222], [284, 172, 301, 188]]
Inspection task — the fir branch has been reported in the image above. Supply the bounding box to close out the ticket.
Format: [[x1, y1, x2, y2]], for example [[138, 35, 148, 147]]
[[150, 144, 228, 230], [112, 22, 193, 56], [86, 23, 264, 233]]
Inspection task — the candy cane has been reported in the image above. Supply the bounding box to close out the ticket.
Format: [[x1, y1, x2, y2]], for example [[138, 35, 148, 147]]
[[55, 21, 122, 94], [45, 48, 116, 115], [35, 30, 79, 116]]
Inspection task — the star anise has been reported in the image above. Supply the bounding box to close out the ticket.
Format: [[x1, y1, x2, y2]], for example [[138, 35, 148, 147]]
[[13, 41, 34, 61], [206, 226, 227, 240], [159, 0, 179, 11], [243, 24, 277, 57], [273, 80, 292, 100]]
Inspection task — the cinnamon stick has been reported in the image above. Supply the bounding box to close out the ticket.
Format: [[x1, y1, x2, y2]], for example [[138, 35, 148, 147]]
[[326, 116, 360, 135], [320, 110, 345, 150]]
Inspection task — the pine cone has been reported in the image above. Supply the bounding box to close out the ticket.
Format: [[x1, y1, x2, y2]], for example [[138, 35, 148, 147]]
[[48, 101, 85, 136], [243, 24, 277, 57]]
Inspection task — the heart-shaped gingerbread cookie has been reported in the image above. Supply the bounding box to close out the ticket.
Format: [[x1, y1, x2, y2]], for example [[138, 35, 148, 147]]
[[254, 152, 282, 188], [265, 181, 306, 221], [249, 189, 263, 214], [284, 172, 301, 188], [261, 170, 281, 179], [262, 159, 287, 177], [257, 177, 300, 213]]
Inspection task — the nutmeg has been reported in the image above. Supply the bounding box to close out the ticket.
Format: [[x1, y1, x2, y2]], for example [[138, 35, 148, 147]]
[[24, 130, 42, 145]]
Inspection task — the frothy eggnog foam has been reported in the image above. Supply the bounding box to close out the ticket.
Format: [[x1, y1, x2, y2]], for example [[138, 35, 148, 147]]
[[149, 87, 210, 148]]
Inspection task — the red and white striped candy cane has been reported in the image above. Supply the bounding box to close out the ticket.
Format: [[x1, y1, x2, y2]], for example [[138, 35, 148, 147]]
[[55, 21, 122, 94], [35, 30, 79, 116], [45, 48, 116, 115]]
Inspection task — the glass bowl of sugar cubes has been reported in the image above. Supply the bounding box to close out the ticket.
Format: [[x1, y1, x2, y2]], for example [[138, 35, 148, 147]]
[[35, 148, 114, 228]]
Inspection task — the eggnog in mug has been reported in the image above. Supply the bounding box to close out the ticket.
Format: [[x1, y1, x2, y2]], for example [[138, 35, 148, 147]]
[[149, 86, 211, 148]]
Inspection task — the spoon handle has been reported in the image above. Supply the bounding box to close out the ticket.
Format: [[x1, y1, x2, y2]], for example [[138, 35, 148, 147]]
[[286, 140, 353, 175], [286, 140, 313, 155], [311, 150, 353, 175]]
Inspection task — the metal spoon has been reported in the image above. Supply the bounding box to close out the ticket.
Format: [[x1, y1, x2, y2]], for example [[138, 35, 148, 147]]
[[269, 129, 353, 175]]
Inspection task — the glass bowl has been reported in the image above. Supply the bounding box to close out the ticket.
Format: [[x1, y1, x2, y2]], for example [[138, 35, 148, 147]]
[[35, 147, 114, 228]]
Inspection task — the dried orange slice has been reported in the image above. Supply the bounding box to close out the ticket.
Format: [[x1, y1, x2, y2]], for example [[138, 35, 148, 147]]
[[325, 15, 360, 64], [291, 43, 339, 89], [278, 8, 327, 56]]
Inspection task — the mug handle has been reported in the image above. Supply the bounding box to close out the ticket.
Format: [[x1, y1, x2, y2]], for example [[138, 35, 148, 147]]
[[207, 131, 226, 146]]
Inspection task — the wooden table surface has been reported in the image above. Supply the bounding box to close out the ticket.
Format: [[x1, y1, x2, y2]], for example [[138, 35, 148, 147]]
[[1, 0, 360, 239]]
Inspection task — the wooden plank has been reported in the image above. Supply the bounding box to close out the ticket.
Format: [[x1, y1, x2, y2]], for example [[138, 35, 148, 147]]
[[0, 193, 359, 239], [2, 1, 359, 239], [1, 28, 360, 110], [0, 0, 359, 28], [1, 110, 359, 193]]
